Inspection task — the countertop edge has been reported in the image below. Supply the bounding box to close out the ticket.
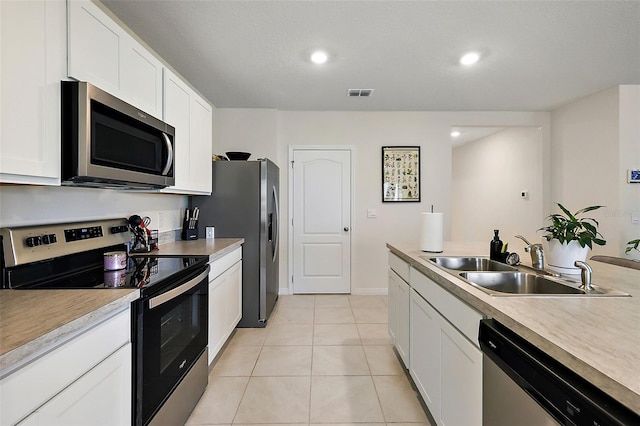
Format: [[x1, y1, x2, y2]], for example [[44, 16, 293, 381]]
[[206, 240, 244, 263], [0, 289, 139, 378], [386, 242, 640, 415]]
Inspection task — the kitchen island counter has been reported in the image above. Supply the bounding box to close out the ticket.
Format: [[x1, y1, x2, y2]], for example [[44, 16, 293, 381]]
[[388, 241, 640, 415]]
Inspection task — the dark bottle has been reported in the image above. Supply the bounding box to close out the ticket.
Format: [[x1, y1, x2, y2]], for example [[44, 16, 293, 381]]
[[490, 229, 503, 261]]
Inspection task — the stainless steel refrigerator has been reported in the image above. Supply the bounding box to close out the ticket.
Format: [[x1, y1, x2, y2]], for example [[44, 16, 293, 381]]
[[191, 159, 279, 328]]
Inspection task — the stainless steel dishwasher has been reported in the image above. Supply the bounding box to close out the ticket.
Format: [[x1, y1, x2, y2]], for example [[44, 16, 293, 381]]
[[479, 319, 639, 426]]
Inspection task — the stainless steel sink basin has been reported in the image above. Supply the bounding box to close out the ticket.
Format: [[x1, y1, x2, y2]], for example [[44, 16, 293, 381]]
[[459, 272, 630, 297], [424, 256, 517, 272]]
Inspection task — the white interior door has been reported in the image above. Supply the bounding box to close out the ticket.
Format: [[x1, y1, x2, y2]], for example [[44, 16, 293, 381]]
[[292, 149, 351, 293]]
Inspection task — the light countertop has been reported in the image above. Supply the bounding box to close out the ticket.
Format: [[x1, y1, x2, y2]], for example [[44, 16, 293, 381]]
[[387, 241, 640, 415], [0, 238, 244, 378], [0, 289, 139, 376], [155, 238, 244, 261]]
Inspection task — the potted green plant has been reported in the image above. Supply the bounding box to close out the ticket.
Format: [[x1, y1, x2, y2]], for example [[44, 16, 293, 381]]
[[539, 203, 606, 273], [626, 239, 639, 255]]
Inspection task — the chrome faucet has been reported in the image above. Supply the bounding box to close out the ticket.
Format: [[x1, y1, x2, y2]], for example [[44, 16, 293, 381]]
[[515, 235, 544, 270], [574, 261, 594, 292]]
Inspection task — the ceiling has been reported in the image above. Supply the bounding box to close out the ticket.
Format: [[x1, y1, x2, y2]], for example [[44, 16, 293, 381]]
[[102, 0, 640, 112]]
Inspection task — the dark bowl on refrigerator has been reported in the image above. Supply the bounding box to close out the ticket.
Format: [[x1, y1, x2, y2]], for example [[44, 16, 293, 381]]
[[226, 151, 251, 160]]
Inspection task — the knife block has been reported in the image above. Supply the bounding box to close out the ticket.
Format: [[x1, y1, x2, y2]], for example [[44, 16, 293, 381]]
[[181, 214, 199, 241], [181, 228, 198, 241]]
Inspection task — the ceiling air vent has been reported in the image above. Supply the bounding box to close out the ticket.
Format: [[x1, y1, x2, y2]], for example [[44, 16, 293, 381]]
[[347, 89, 374, 97]]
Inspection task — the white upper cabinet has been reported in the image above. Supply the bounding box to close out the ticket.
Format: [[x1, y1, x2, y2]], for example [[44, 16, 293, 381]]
[[0, 0, 66, 185], [162, 68, 212, 195], [163, 70, 191, 191], [189, 96, 213, 193], [67, 0, 163, 118], [120, 37, 163, 116]]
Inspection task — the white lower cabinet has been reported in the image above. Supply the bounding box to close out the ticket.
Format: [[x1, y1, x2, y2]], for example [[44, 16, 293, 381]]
[[388, 268, 410, 366], [390, 259, 483, 426], [17, 344, 131, 426], [208, 247, 243, 365], [409, 289, 442, 418], [1, 307, 132, 426], [388, 252, 411, 367], [439, 318, 482, 426]]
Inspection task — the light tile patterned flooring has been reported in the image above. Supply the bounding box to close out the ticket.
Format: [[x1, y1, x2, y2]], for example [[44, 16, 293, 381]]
[[186, 294, 432, 426]]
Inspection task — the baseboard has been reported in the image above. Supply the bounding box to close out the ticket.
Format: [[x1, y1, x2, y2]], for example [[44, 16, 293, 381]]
[[351, 288, 388, 296], [278, 287, 388, 296]]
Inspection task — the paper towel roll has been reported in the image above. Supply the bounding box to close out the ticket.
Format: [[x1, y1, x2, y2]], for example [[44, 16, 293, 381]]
[[420, 212, 443, 252]]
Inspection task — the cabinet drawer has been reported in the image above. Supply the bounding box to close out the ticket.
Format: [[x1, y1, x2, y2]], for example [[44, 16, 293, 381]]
[[388, 252, 410, 282], [0, 307, 130, 426], [410, 267, 482, 345], [209, 247, 242, 281]]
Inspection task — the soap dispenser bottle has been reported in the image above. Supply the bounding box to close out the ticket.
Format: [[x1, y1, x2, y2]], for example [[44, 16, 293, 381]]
[[490, 229, 503, 261]]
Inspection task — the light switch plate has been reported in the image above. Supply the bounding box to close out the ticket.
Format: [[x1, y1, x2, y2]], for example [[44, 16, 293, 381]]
[[367, 208, 377, 218]]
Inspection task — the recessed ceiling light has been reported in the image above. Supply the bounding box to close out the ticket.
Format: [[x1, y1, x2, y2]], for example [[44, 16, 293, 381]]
[[310, 50, 328, 64], [451, 131, 461, 137], [460, 52, 480, 66]]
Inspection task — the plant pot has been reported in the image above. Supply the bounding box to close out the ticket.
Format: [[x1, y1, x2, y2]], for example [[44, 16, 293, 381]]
[[541, 238, 590, 274]]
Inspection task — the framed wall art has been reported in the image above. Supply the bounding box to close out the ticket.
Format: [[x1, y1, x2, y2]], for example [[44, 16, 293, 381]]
[[382, 146, 420, 202]]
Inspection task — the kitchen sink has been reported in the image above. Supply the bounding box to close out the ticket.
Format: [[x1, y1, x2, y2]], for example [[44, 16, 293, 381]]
[[459, 272, 630, 297], [424, 256, 517, 272]]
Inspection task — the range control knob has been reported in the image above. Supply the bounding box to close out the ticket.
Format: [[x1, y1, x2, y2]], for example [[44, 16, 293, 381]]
[[42, 234, 57, 245], [26, 236, 42, 247], [111, 225, 128, 234]]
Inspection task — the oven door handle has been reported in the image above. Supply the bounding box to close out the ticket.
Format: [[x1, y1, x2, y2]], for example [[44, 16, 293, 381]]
[[149, 265, 210, 309]]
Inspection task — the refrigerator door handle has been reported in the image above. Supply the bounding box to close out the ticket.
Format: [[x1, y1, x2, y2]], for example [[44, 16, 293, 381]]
[[272, 185, 279, 262]]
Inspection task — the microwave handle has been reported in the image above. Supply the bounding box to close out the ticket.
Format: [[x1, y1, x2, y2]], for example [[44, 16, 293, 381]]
[[161, 133, 174, 176]]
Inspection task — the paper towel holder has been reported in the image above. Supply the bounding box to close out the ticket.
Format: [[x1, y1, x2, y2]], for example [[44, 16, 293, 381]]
[[420, 208, 444, 253]]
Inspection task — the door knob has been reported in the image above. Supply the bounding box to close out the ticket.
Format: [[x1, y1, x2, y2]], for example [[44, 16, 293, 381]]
[[344, 227, 350, 232]]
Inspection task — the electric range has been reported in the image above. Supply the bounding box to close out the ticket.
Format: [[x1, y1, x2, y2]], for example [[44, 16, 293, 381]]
[[0, 218, 210, 426]]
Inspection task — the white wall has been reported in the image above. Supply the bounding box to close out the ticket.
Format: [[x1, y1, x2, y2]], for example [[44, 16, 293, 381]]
[[452, 127, 544, 246], [213, 108, 279, 162], [215, 109, 550, 293], [0, 186, 187, 232], [550, 85, 640, 258], [619, 85, 640, 260]]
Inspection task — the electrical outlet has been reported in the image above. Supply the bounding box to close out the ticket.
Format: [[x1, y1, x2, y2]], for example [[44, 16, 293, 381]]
[[206, 227, 215, 239], [520, 191, 529, 200]]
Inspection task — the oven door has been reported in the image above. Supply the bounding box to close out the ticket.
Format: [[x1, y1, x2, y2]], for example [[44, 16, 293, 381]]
[[134, 265, 209, 426]]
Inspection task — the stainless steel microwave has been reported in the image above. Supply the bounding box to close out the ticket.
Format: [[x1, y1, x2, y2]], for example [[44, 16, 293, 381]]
[[61, 81, 175, 189]]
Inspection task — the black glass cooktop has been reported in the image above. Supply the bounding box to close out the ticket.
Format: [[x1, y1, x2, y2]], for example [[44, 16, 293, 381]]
[[3, 244, 207, 292]]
